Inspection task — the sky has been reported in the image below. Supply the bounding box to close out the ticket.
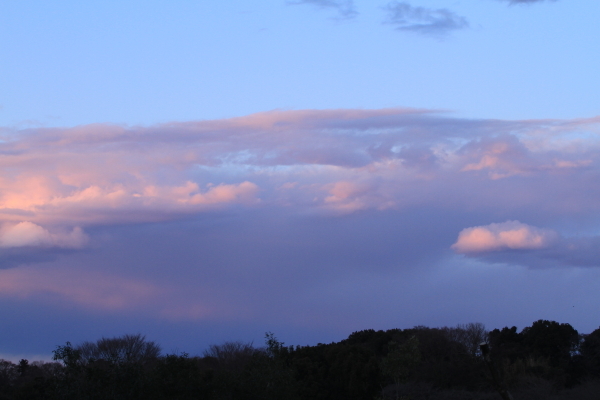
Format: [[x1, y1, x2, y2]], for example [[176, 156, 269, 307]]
[[1, 0, 600, 361]]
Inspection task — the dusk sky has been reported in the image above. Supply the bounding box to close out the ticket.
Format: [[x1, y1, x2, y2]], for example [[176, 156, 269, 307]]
[[1, 0, 600, 361]]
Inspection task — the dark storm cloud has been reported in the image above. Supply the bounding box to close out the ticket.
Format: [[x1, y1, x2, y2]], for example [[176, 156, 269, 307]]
[[383, 1, 468, 36]]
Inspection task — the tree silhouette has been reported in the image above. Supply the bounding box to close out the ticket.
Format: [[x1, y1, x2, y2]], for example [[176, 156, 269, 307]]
[[76, 334, 161, 365]]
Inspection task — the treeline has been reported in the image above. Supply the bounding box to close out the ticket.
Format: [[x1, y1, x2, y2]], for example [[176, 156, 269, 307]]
[[1, 321, 600, 399]]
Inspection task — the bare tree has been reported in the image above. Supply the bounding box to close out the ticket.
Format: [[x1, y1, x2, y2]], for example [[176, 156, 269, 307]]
[[0, 359, 18, 386], [203, 341, 260, 371], [443, 322, 487, 357], [77, 334, 161, 364]]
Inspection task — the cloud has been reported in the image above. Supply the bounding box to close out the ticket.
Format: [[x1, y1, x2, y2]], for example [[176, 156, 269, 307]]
[[452, 221, 559, 253], [1, 109, 600, 253], [4, 109, 600, 356], [459, 134, 536, 179], [499, 0, 556, 4], [0, 222, 87, 248], [0, 266, 161, 311], [0, 264, 226, 319], [324, 181, 372, 212], [383, 1, 468, 36], [286, 0, 357, 19]]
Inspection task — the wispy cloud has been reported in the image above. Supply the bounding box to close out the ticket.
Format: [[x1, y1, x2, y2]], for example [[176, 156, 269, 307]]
[[0, 266, 161, 311], [383, 1, 468, 36], [499, 0, 557, 4], [286, 0, 357, 19], [0, 264, 226, 320]]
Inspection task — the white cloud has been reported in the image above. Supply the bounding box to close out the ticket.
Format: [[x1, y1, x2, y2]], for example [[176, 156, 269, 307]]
[[0, 222, 88, 248]]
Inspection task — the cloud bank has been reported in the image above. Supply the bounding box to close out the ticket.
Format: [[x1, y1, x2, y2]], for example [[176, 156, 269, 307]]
[[3, 108, 600, 358], [1, 108, 600, 263]]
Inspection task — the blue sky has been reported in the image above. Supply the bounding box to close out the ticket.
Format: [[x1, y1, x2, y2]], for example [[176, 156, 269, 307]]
[[1, 0, 600, 361], [2, 0, 598, 128]]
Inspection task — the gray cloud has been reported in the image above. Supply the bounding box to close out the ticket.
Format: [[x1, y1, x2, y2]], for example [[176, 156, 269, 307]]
[[383, 1, 468, 36], [286, 0, 357, 19]]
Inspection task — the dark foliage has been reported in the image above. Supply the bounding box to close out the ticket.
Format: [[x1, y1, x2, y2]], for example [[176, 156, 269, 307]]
[[579, 327, 600, 378], [1, 320, 599, 399]]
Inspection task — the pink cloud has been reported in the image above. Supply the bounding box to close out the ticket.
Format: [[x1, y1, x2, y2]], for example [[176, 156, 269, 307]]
[[0, 109, 599, 244], [187, 181, 259, 205], [451, 221, 559, 253], [0, 266, 161, 310], [323, 181, 369, 211], [0, 266, 226, 320], [459, 135, 536, 179], [195, 108, 428, 131]]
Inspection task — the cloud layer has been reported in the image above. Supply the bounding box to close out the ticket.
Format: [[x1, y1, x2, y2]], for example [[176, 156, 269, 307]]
[[2, 108, 600, 357], [2, 109, 600, 256]]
